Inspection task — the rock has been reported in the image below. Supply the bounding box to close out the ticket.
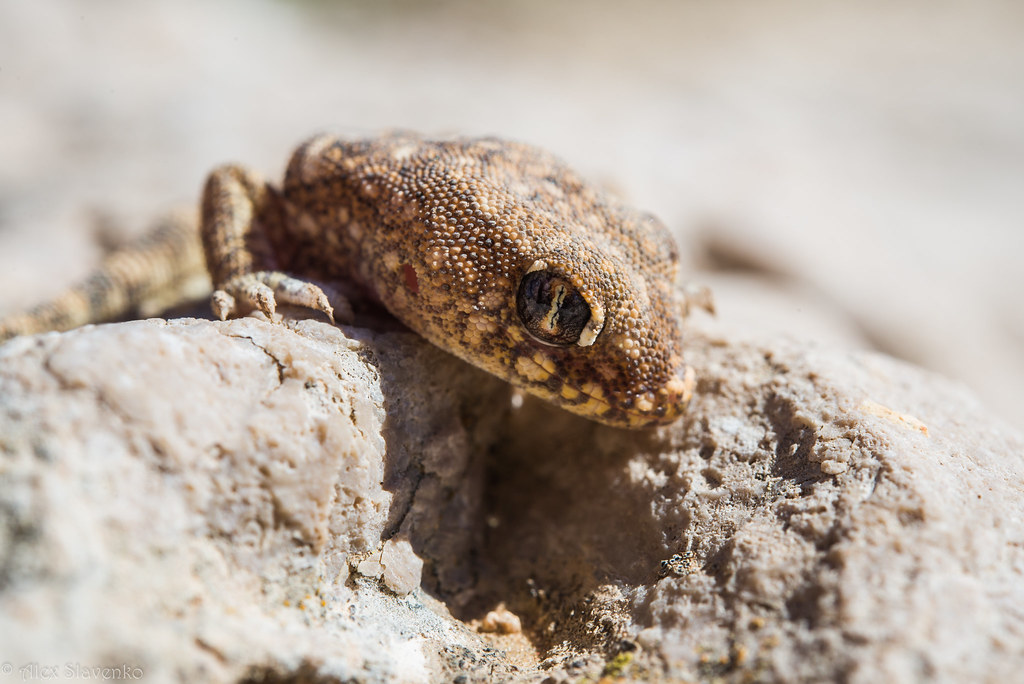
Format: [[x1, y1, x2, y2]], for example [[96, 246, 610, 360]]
[[0, 316, 518, 683], [478, 604, 523, 635], [380, 539, 425, 596], [475, 319, 1024, 683], [1, 313, 1022, 683]]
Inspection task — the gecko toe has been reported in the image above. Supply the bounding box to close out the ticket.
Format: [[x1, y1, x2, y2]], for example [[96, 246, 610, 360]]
[[247, 282, 278, 318], [211, 289, 237, 321]]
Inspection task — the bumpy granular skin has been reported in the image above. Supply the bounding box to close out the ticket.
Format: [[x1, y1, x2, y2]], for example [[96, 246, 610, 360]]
[[267, 134, 690, 427]]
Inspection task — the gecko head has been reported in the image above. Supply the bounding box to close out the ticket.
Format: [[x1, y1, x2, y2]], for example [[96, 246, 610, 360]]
[[510, 253, 691, 429]]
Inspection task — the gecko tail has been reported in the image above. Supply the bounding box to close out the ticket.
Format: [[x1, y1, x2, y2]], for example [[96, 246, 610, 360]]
[[0, 209, 210, 343]]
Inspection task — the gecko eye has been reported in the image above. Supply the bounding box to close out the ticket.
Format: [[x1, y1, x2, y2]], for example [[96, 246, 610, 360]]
[[516, 269, 592, 346]]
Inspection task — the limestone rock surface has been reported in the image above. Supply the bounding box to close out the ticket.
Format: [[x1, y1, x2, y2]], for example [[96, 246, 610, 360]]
[[0, 313, 1021, 683], [0, 316, 515, 683]]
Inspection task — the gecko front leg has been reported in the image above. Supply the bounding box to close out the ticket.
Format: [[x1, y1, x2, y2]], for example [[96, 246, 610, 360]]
[[200, 164, 342, 323]]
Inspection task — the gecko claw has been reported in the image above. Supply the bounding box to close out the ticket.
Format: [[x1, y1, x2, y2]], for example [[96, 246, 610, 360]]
[[211, 289, 236, 321]]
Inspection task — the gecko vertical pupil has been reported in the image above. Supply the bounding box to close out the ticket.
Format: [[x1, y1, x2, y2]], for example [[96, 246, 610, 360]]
[[516, 270, 591, 346]]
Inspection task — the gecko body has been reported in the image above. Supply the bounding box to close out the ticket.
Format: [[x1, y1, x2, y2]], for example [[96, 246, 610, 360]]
[[2, 134, 693, 428]]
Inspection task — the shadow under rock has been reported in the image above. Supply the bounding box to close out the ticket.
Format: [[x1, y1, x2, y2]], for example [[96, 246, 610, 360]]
[[344, 318, 695, 661], [460, 393, 681, 652], [347, 325, 514, 606]]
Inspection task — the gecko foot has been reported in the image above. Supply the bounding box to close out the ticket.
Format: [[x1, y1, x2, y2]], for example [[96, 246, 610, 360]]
[[212, 271, 350, 324]]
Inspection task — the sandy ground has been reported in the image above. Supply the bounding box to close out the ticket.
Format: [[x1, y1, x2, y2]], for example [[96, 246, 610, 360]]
[[0, 0, 1021, 426]]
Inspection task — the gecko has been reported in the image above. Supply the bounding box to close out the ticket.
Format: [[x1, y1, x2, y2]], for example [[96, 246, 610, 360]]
[[0, 133, 696, 428]]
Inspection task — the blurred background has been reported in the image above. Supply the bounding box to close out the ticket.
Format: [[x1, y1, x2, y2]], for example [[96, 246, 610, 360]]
[[1, 0, 1021, 427]]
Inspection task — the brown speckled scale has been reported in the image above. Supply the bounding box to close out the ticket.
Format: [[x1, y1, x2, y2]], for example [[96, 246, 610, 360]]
[[1, 133, 693, 428]]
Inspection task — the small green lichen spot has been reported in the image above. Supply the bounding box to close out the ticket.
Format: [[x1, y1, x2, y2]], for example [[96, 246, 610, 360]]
[[601, 651, 634, 678]]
